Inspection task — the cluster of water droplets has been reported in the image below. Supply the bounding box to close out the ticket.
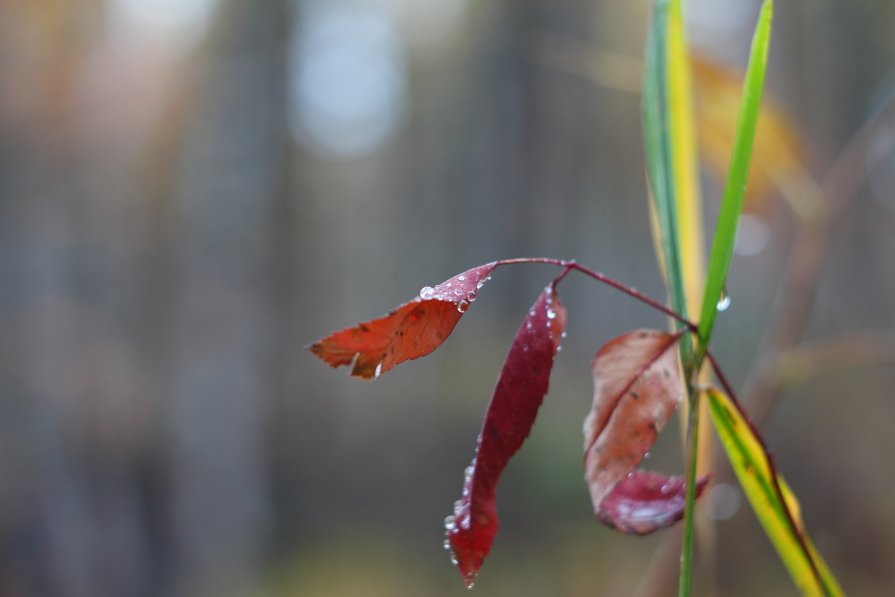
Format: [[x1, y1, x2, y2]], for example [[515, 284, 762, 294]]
[[544, 286, 557, 327], [419, 274, 491, 313], [443, 457, 477, 572], [560, 330, 567, 344]]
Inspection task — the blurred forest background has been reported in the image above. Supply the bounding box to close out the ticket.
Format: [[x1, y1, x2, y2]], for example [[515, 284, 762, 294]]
[[1, 0, 894, 596]]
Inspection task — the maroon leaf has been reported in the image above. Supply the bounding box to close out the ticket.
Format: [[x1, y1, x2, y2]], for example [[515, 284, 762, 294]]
[[583, 329, 707, 533], [309, 263, 496, 379], [598, 471, 711, 535], [445, 285, 567, 587]]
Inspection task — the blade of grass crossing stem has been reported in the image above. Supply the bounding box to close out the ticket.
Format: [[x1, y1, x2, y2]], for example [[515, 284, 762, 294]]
[[697, 0, 773, 357], [705, 388, 843, 596], [642, 0, 688, 342]]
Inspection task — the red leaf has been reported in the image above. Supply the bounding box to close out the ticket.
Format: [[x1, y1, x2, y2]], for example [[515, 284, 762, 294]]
[[446, 285, 567, 587], [583, 329, 706, 533], [309, 263, 496, 379], [598, 471, 711, 535]]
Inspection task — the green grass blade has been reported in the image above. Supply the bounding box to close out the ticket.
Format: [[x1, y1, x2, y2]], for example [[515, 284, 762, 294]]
[[642, 0, 688, 334], [706, 388, 843, 596], [696, 0, 773, 353]]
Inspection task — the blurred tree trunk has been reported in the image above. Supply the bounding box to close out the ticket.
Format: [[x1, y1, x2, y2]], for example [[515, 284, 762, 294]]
[[162, 0, 291, 594], [0, 3, 111, 597]]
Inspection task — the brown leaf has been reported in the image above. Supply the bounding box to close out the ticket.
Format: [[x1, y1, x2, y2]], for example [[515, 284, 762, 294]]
[[583, 329, 682, 510]]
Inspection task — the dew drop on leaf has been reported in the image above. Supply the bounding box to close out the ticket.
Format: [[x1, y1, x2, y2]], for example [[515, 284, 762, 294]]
[[420, 286, 434, 299], [457, 299, 469, 313], [717, 291, 731, 312]]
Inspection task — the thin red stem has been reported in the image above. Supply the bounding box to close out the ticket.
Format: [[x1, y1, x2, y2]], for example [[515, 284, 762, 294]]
[[493, 257, 697, 331]]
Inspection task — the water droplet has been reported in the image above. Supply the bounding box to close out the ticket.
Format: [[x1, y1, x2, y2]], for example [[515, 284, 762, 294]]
[[485, 276, 492, 282], [374, 362, 383, 380], [457, 299, 469, 313], [453, 288, 462, 296], [529, 309, 536, 317], [420, 286, 434, 299], [546, 308, 556, 320], [476, 281, 485, 290], [466, 289, 477, 302], [717, 290, 731, 312], [644, 451, 651, 460], [450, 554, 459, 566], [561, 331, 567, 338], [464, 465, 474, 478], [556, 345, 562, 352], [443, 539, 452, 551], [444, 515, 456, 530], [454, 499, 463, 512], [457, 275, 466, 281]]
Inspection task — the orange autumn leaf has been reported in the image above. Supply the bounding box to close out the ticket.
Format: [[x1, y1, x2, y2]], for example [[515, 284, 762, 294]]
[[309, 263, 497, 379]]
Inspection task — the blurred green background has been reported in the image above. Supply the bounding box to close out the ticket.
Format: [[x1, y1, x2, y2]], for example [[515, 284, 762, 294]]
[[0, 0, 893, 595]]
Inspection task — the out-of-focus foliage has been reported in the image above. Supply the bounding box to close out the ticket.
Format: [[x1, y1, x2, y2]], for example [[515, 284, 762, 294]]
[[693, 54, 810, 214]]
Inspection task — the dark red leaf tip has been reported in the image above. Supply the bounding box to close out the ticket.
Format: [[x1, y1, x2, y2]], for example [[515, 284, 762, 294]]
[[446, 285, 567, 587], [597, 471, 711, 535], [422, 262, 497, 305]]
